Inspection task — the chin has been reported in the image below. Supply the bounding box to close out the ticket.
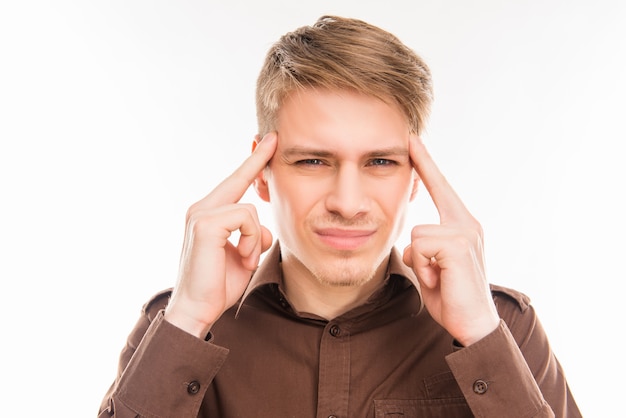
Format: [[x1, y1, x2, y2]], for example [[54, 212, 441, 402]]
[[308, 253, 383, 287]]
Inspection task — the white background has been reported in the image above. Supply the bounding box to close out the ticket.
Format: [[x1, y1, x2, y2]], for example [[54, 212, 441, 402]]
[[1, 1, 624, 416]]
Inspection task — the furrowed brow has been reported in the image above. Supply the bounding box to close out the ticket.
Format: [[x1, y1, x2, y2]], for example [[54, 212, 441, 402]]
[[366, 147, 409, 158], [282, 147, 335, 158], [281, 146, 409, 160]]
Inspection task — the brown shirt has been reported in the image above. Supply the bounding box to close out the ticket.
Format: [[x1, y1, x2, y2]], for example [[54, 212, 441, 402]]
[[99, 244, 581, 417]]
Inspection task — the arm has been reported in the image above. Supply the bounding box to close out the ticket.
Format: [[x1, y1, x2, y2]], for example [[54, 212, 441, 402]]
[[98, 293, 228, 418], [446, 291, 581, 417], [403, 136, 581, 417], [99, 133, 278, 417]]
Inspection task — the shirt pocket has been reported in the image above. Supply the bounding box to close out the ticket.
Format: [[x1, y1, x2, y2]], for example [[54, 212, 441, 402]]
[[423, 370, 464, 399], [374, 371, 471, 418], [374, 399, 472, 418]]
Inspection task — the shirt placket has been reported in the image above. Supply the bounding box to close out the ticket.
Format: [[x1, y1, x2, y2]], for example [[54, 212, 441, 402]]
[[316, 321, 351, 418]]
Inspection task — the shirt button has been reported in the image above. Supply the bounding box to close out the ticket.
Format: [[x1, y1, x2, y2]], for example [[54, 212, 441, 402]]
[[328, 415, 338, 418], [329, 325, 341, 337], [473, 379, 488, 394], [187, 380, 201, 395]]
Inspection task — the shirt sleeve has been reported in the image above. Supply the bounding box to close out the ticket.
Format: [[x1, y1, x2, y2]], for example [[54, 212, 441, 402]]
[[445, 299, 581, 418], [98, 308, 229, 418]]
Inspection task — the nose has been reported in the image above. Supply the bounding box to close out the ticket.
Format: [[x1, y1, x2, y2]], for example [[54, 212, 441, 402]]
[[324, 164, 371, 219]]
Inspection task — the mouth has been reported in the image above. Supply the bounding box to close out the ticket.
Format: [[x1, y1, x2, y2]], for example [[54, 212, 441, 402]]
[[315, 228, 376, 251]]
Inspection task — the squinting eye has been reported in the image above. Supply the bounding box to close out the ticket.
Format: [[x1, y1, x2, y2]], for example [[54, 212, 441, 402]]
[[369, 158, 394, 166], [298, 159, 324, 165]]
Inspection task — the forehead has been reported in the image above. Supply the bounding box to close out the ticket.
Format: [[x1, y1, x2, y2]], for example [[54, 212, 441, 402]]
[[276, 89, 409, 153]]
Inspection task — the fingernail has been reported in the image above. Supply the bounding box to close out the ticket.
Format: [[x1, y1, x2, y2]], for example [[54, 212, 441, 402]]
[[262, 132, 277, 143]]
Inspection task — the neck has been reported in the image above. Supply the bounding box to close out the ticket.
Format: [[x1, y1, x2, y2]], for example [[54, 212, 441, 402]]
[[280, 256, 390, 320]]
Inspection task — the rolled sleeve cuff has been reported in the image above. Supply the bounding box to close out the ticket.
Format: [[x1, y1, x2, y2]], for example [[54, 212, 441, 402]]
[[446, 320, 552, 417], [115, 311, 229, 417]]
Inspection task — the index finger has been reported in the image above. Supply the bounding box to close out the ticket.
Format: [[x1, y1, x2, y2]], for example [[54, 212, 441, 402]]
[[409, 135, 470, 222], [200, 132, 278, 208]]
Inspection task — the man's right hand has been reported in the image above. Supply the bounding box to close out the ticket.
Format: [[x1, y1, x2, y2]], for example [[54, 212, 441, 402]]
[[164, 132, 278, 338]]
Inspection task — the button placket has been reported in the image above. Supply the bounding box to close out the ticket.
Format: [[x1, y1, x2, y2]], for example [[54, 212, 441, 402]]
[[329, 324, 341, 337], [317, 323, 350, 418]]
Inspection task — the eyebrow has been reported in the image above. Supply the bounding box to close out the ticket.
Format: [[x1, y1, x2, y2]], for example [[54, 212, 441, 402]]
[[282, 146, 409, 159]]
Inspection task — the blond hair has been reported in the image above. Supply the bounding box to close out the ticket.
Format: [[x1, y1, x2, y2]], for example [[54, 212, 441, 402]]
[[256, 15, 433, 136]]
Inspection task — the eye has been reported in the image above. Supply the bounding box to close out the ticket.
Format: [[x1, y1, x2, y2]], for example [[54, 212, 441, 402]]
[[297, 159, 325, 166], [368, 158, 396, 166]]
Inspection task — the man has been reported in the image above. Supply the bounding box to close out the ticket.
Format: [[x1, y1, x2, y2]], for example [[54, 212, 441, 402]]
[[99, 16, 581, 417]]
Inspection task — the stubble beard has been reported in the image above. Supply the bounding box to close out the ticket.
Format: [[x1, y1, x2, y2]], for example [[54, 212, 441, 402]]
[[302, 214, 392, 287], [303, 246, 391, 288], [312, 257, 376, 287]]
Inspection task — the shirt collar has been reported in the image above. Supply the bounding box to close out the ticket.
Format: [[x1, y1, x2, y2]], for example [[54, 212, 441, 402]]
[[237, 240, 423, 313]]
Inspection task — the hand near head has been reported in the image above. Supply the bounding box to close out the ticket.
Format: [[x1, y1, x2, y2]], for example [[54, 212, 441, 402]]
[[403, 135, 499, 346], [164, 133, 278, 338]]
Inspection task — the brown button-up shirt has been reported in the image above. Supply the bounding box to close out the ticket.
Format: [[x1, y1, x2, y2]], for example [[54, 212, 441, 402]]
[[99, 244, 581, 417]]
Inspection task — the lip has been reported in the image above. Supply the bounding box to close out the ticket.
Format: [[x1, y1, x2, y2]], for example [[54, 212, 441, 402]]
[[315, 228, 376, 251]]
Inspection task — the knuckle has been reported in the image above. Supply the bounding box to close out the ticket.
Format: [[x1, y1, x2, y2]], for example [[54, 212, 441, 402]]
[[451, 234, 472, 250], [469, 227, 484, 249], [190, 215, 213, 234], [450, 232, 478, 253], [468, 217, 483, 237], [410, 224, 426, 239], [449, 233, 482, 260], [185, 201, 205, 222], [240, 203, 259, 217]]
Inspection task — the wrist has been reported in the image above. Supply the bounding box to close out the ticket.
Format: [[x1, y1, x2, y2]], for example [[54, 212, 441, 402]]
[[457, 316, 500, 347], [163, 306, 214, 339]]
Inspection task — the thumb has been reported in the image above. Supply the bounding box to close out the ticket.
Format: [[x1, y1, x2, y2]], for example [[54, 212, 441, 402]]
[[261, 226, 274, 253]]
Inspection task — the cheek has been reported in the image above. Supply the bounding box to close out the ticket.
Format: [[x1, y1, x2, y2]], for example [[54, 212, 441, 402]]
[[377, 172, 414, 200], [376, 176, 414, 218], [268, 174, 322, 217]]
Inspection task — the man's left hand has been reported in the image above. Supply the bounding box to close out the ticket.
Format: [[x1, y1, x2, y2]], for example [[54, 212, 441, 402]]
[[403, 135, 500, 346]]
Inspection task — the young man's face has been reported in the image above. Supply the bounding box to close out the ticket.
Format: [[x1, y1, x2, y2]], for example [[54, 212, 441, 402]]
[[257, 88, 418, 287]]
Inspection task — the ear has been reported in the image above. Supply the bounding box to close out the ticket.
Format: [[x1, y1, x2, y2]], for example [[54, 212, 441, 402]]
[[409, 169, 420, 201], [252, 134, 271, 202]]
